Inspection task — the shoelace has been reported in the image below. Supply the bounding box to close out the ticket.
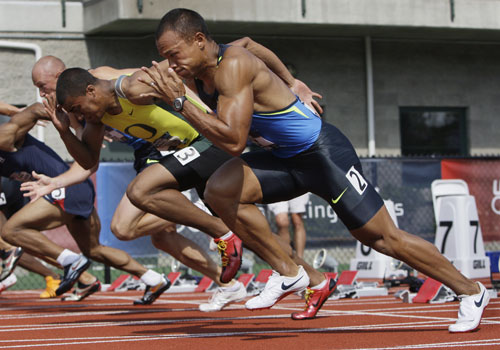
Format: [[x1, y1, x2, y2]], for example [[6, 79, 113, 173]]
[[303, 288, 314, 310], [217, 240, 229, 267]]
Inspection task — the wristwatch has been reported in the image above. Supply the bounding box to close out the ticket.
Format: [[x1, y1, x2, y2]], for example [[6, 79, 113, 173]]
[[173, 96, 187, 112]]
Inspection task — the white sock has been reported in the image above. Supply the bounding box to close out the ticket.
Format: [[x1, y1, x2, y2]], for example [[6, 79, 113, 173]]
[[219, 231, 234, 240], [221, 280, 241, 291], [140, 269, 162, 286], [56, 249, 80, 267], [311, 279, 327, 290]]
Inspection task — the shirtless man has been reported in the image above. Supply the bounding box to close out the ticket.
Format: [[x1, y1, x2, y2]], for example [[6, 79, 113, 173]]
[[141, 8, 489, 330]]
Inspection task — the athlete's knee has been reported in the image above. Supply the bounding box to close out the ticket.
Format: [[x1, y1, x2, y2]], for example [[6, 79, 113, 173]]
[[1, 222, 22, 245], [126, 178, 153, 209], [111, 222, 136, 241]]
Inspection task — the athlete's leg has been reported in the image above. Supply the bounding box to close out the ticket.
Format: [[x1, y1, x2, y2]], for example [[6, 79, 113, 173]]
[[127, 163, 230, 239], [290, 213, 306, 259], [111, 194, 171, 240], [1, 198, 69, 259], [274, 212, 292, 246], [350, 205, 479, 296], [150, 225, 230, 287], [205, 157, 302, 277], [65, 208, 147, 278]]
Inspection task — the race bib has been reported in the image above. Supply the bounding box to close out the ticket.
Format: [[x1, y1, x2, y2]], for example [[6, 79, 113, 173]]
[[173, 146, 200, 166], [0, 193, 6, 206], [51, 187, 66, 200], [346, 166, 368, 195]]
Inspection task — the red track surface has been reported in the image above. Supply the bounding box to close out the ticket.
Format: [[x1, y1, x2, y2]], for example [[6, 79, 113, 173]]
[[0, 289, 498, 350]]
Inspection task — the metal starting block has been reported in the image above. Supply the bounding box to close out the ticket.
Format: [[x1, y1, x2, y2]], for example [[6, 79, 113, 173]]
[[108, 274, 144, 292], [329, 270, 388, 299], [401, 277, 457, 304], [245, 269, 273, 296]]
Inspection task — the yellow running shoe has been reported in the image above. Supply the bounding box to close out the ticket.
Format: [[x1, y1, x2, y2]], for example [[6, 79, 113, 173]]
[[40, 276, 61, 299]]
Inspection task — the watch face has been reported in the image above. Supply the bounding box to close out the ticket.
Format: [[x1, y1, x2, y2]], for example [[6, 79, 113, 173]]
[[174, 98, 183, 111]]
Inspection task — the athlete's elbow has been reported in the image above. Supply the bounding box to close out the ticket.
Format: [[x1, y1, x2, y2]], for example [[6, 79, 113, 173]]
[[223, 142, 245, 156]]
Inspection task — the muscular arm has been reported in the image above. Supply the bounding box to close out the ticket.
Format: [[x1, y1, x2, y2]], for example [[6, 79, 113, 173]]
[[230, 37, 295, 88], [58, 122, 105, 170], [89, 66, 139, 80], [121, 60, 210, 110], [176, 53, 254, 156], [230, 37, 323, 114], [0, 103, 48, 151]]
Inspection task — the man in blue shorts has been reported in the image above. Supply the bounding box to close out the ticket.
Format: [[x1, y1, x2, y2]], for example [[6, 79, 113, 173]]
[[142, 8, 490, 330], [0, 103, 169, 304]]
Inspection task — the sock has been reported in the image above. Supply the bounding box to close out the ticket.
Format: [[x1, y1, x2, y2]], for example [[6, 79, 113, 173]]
[[140, 269, 163, 286], [218, 231, 234, 241], [56, 249, 80, 267], [311, 279, 327, 290], [221, 280, 241, 292]]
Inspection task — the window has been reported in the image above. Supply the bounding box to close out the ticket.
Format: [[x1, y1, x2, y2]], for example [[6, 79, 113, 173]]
[[399, 107, 468, 156]]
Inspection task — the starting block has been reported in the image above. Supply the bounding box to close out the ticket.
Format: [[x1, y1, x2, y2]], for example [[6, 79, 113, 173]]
[[410, 278, 456, 304], [194, 276, 214, 292], [255, 269, 273, 284], [432, 180, 490, 278], [167, 272, 181, 286], [330, 270, 388, 299], [108, 274, 144, 292], [237, 273, 255, 288]]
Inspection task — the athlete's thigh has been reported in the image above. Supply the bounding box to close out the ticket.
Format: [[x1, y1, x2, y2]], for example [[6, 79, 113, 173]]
[[239, 150, 305, 204], [129, 162, 180, 195], [5, 198, 67, 231], [65, 208, 101, 250], [112, 193, 146, 226], [206, 156, 265, 204]]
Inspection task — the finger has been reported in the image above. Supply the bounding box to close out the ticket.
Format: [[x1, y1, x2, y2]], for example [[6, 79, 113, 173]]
[[312, 92, 323, 99], [311, 101, 323, 115]]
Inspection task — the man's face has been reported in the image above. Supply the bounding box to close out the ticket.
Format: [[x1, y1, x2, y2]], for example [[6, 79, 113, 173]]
[[32, 70, 58, 98], [156, 30, 203, 79], [62, 88, 106, 123]]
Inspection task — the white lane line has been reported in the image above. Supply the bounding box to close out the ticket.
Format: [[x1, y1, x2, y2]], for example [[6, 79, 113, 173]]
[[0, 327, 497, 349]]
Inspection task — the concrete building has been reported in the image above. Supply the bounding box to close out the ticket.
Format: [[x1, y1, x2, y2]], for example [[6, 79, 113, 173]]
[[1, 0, 500, 159]]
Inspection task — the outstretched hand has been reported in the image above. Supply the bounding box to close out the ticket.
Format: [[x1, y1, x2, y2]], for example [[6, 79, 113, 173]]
[[43, 93, 70, 133], [291, 79, 323, 115], [20, 171, 56, 203], [138, 61, 186, 104]]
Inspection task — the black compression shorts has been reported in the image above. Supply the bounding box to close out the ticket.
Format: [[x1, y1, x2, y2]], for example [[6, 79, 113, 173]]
[[159, 143, 233, 198], [133, 143, 164, 174], [241, 122, 384, 230]]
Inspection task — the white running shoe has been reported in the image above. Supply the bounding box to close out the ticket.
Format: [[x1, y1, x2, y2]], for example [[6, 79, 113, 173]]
[[448, 282, 490, 333], [245, 265, 310, 310], [0, 273, 17, 293], [199, 280, 247, 312]]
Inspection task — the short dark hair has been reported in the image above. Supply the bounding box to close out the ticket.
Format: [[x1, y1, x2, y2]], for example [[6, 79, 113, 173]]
[[155, 8, 212, 42], [56, 68, 97, 105]]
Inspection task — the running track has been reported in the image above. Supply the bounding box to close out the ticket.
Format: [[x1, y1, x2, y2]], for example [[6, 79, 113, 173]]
[[0, 289, 498, 350]]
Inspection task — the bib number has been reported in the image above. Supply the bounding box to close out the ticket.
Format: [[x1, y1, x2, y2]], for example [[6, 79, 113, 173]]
[[51, 188, 66, 200], [346, 166, 367, 195], [0, 193, 6, 206], [173, 147, 200, 166]]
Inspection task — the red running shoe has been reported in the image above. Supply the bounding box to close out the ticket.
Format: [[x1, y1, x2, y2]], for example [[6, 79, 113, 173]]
[[215, 234, 243, 283], [291, 273, 337, 320]]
